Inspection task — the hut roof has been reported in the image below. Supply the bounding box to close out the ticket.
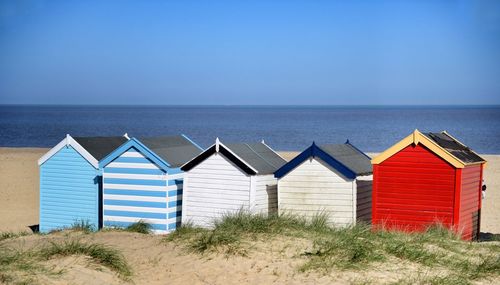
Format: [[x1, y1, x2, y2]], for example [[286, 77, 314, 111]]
[[139, 136, 204, 168], [423, 132, 485, 164], [38, 135, 128, 168], [73, 136, 128, 161], [319, 143, 373, 175], [274, 142, 372, 180], [372, 130, 486, 168], [181, 139, 286, 175]]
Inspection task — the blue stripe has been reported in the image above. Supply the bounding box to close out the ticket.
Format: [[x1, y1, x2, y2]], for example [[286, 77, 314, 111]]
[[168, 189, 183, 197], [103, 178, 166, 186], [168, 200, 182, 208], [104, 199, 167, 208], [125, 148, 139, 153], [113, 157, 154, 164], [104, 221, 167, 231], [168, 211, 182, 219], [168, 222, 181, 230], [105, 168, 165, 175], [104, 210, 166, 219], [104, 189, 166, 197]]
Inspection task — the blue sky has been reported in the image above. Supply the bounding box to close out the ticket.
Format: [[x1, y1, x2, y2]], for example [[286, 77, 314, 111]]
[[0, 0, 499, 105]]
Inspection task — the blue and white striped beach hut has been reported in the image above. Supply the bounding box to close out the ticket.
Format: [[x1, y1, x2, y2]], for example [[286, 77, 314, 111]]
[[99, 135, 203, 233], [38, 135, 128, 233]]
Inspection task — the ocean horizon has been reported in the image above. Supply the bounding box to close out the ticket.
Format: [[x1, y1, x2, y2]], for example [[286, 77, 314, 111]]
[[1, 105, 499, 153]]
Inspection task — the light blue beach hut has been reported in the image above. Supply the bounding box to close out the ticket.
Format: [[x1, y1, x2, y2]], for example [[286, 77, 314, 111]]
[[38, 135, 128, 233], [99, 135, 203, 233]]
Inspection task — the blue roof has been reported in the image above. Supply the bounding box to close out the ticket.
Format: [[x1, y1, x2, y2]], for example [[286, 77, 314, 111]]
[[274, 142, 372, 180]]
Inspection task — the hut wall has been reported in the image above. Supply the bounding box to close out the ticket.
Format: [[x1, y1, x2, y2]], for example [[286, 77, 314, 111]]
[[40, 145, 99, 233], [253, 174, 278, 215], [458, 164, 482, 240], [373, 144, 455, 230], [183, 153, 251, 227], [278, 157, 355, 226], [102, 147, 173, 233]]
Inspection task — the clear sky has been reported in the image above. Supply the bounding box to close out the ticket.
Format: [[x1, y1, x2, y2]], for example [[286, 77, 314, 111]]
[[0, 0, 499, 105]]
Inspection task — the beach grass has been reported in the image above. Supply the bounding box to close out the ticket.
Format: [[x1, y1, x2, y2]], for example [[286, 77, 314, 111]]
[[39, 240, 132, 278], [125, 220, 153, 234], [0, 237, 132, 284], [166, 211, 500, 284]]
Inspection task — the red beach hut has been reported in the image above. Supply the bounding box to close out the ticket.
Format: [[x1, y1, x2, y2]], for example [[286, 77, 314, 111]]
[[371, 130, 486, 240]]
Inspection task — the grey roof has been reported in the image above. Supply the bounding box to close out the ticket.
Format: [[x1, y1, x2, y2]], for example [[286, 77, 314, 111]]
[[319, 143, 373, 176], [224, 142, 288, 175], [73, 136, 128, 161], [140, 136, 203, 168], [423, 132, 485, 164]]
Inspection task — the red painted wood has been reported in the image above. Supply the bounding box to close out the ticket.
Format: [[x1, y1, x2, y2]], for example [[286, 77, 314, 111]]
[[373, 144, 456, 232]]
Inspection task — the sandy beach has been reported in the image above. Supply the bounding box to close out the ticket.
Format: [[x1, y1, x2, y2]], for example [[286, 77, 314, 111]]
[[0, 147, 498, 285]]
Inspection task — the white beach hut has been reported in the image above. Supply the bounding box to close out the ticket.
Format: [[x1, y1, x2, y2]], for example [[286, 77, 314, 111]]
[[274, 141, 373, 226], [180, 138, 287, 227]]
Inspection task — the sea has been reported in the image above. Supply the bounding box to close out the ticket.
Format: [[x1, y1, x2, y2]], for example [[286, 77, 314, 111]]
[[0, 105, 499, 153]]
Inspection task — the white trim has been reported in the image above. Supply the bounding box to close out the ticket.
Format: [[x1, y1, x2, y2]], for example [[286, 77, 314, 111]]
[[249, 176, 256, 213], [356, 175, 373, 181], [260, 140, 287, 162], [106, 162, 160, 169], [103, 183, 168, 191], [103, 173, 167, 181], [104, 205, 169, 213], [181, 173, 189, 224], [103, 194, 166, 202], [120, 151, 146, 158], [38, 135, 99, 168], [152, 230, 169, 234], [104, 216, 166, 224]]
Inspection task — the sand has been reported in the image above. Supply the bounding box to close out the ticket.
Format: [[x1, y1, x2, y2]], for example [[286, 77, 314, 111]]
[[0, 148, 498, 284]]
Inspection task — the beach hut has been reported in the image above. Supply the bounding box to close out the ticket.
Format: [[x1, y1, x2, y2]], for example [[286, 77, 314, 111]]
[[38, 135, 128, 233], [180, 138, 287, 227], [371, 130, 486, 240], [99, 135, 203, 233], [274, 142, 373, 226]]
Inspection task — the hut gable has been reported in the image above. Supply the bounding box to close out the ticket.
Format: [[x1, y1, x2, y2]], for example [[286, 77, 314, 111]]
[[275, 142, 372, 180], [372, 129, 485, 168], [181, 138, 286, 175]]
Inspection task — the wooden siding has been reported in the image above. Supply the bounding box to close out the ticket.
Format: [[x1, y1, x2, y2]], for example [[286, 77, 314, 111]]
[[183, 153, 251, 227], [254, 175, 278, 215], [373, 144, 456, 231], [278, 157, 355, 226], [40, 145, 99, 233], [356, 178, 372, 224], [458, 165, 481, 240], [102, 147, 182, 233]]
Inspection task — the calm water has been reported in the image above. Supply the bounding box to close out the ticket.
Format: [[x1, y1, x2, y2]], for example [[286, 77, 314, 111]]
[[1, 105, 499, 153]]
